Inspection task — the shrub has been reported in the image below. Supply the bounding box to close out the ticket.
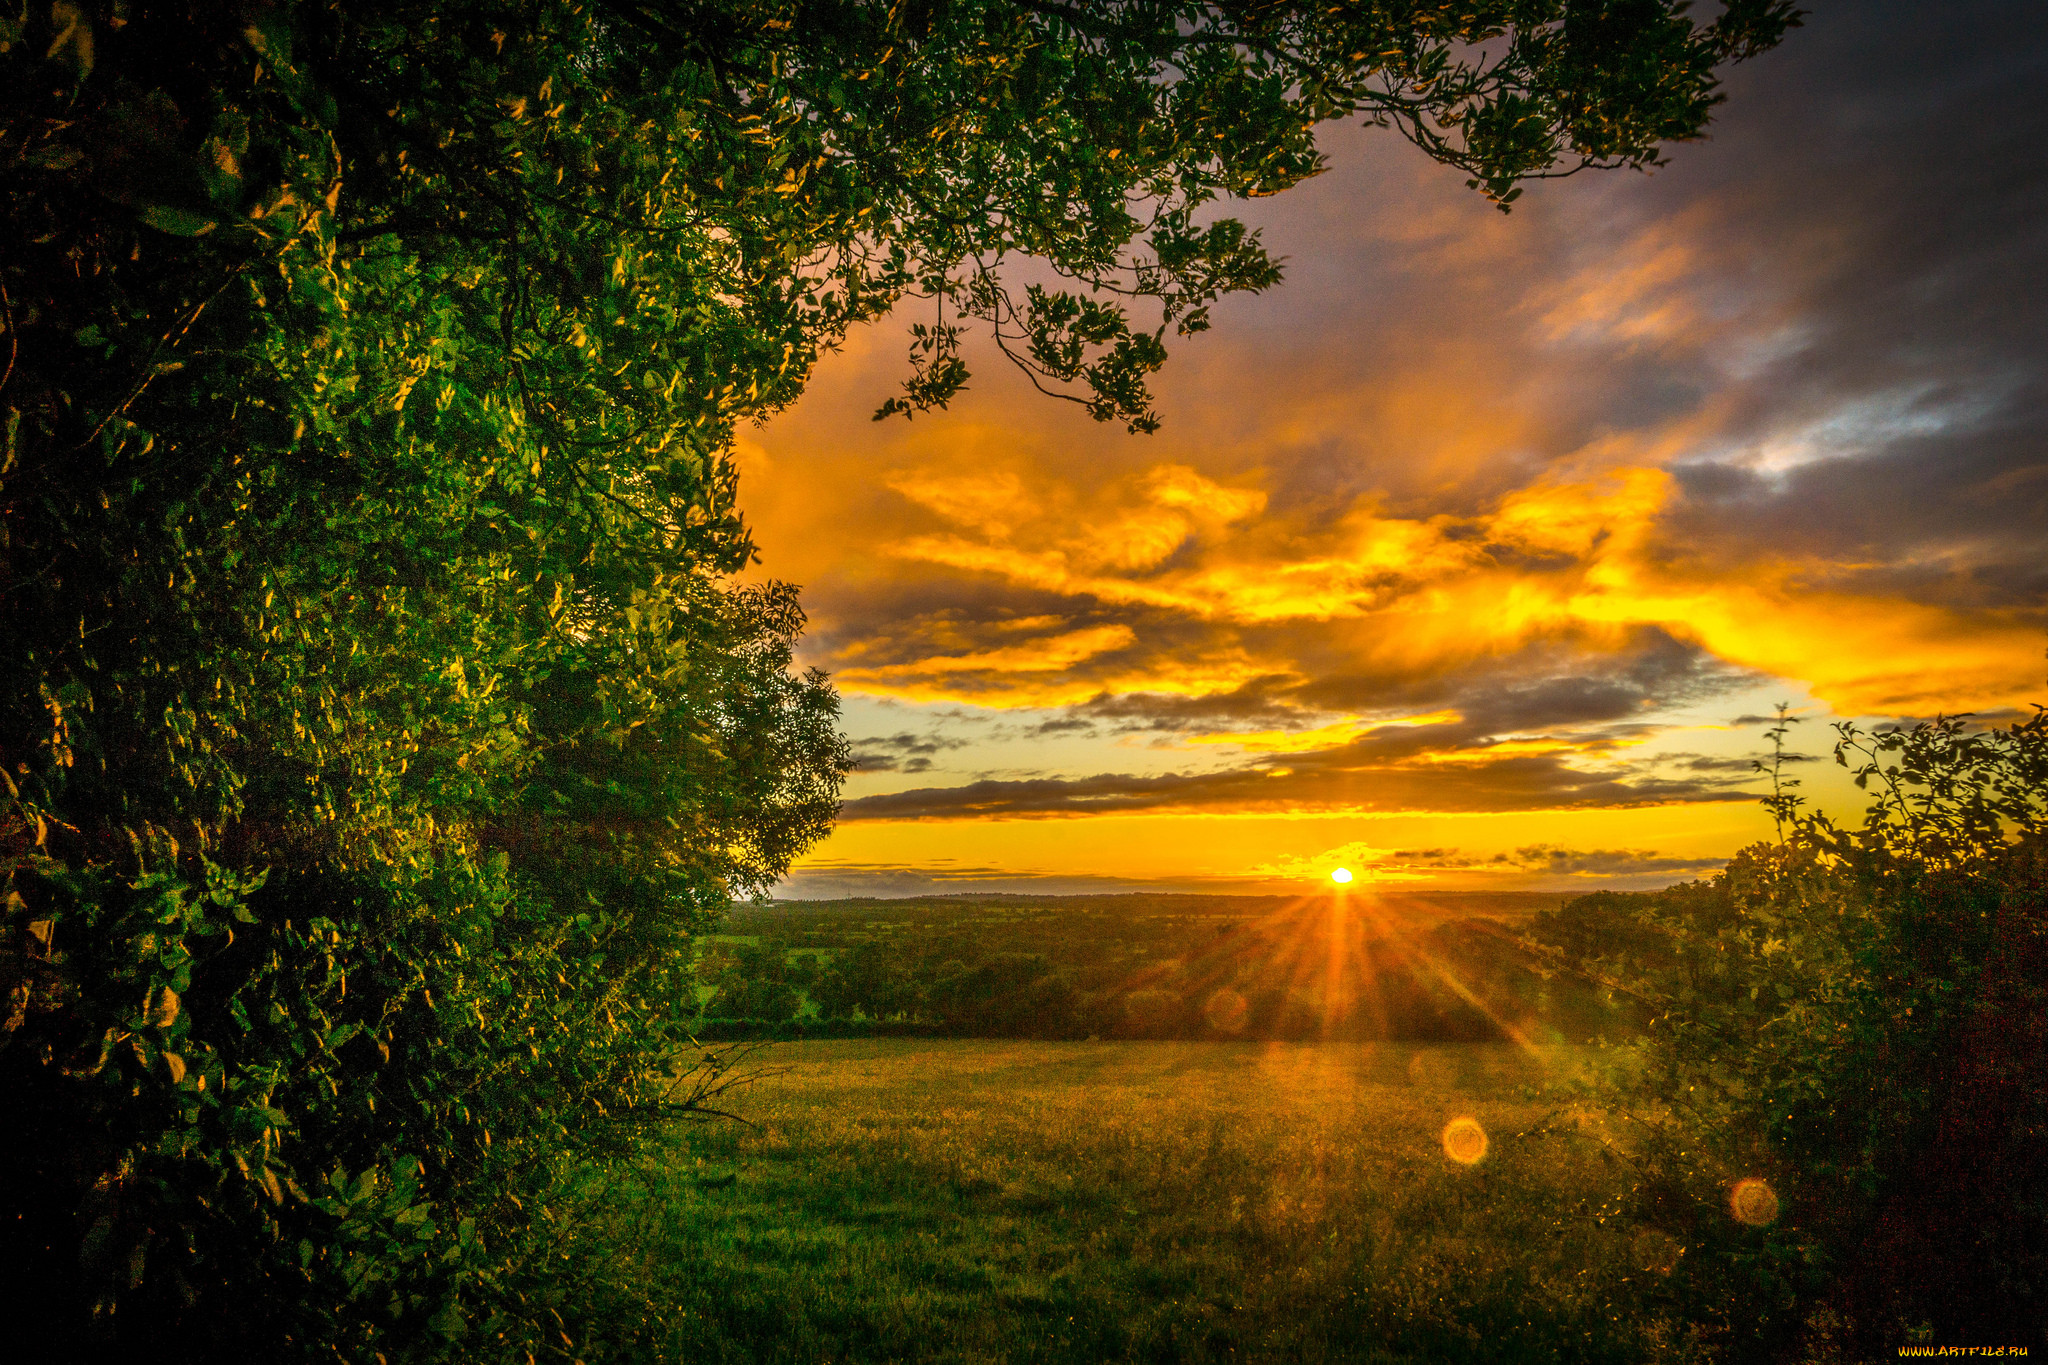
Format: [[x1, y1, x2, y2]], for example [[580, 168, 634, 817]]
[[1535, 708, 2048, 1357]]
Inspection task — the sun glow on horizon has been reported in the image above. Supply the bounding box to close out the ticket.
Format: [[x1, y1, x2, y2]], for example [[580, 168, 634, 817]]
[[1330, 867, 1354, 884]]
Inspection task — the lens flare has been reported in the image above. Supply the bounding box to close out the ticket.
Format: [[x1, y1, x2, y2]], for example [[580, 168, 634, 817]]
[[1330, 867, 1353, 884], [1441, 1116, 1489, 1165], [1730, 1177, 1780, 1226], [1202, 987, 1250, 1034]]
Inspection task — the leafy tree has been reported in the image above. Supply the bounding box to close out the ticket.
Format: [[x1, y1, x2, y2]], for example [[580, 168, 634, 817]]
[[927, 951, 1078, 1036], [1119, 986, 1189, 1039], [813, 934, 917, 1020], [1, 0, 1795, 1357], [713, 975, 801, 1023], [1533, 710, 2048, 1357], [783, 947, 825, 992], [730, 938, 793, 984]]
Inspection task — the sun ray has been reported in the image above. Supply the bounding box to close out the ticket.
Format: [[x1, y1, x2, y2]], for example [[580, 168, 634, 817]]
[[1353, 899, 1547, 1060], [1321, 892, 1351, 1037]]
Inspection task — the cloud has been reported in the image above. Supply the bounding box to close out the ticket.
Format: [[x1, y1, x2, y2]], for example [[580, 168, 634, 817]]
[[771, 861, 1258, 899], [848, 730, 973, 774], [824, 452, 2044, 719], [1252, 840, 1726, 887], [883, 468, 1038, 539], [742, 2, 2048, 874], [1025, 715, 1098, 737], [1495, 845, 1728, 879], [835, 632, 1767, 823], [1074, 626, 1747, 742], [837, 742, 1750, 823], [834, 623, 1140, 702]]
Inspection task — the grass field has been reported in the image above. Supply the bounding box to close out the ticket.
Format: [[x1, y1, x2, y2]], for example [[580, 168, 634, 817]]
[[564, 1040, 1701, 1364]]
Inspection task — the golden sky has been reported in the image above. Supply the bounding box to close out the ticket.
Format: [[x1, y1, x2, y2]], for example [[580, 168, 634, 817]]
[[742, 6, 2048, 897]]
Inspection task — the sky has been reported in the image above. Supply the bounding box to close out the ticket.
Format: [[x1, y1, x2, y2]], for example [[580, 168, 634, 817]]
[[741, 2, 2048, 898]]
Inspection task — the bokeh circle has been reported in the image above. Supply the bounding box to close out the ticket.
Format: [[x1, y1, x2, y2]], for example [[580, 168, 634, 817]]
[[1441, 1116, 1489, 1165]]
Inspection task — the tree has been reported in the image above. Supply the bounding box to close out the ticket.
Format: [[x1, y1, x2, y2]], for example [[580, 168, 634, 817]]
[[714, 975, 801, 1023], [813, 935, 910, 1019], [1, 1, 1797, 1357], [928, 951, 1078, 1036]]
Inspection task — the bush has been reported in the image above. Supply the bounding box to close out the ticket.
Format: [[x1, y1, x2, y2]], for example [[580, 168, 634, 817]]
[[1534, 709, 2048, 1357], [1, 4, 846, 1354]]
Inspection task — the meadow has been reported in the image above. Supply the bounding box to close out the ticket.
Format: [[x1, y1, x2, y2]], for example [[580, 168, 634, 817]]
[[563, 1039, 1702, 1364]]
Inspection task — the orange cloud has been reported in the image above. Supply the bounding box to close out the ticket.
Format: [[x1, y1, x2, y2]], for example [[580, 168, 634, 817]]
[[837, 623, 1134, 683], [847, 460, 2041, 717], [884, 467, 1039, 538], [738, 76, 2046, 897]]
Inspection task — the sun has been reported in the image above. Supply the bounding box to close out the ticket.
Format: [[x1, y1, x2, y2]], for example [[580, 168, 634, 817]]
[[1330, 867, 1353, 884]]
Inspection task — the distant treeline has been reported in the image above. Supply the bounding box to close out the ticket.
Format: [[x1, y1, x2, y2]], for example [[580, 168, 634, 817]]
[[690, 891, 1638, 1044]]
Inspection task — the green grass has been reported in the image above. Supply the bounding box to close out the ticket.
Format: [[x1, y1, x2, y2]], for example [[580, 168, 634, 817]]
[[568, 1040, 1699, 1364]]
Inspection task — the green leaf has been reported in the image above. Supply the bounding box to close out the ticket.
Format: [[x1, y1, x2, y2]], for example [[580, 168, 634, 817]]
[[139, 204, 217, 237]]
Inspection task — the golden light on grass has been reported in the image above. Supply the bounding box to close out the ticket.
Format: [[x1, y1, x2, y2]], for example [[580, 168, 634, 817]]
[[1730, 1177, 1780, 1226], [1330, 867, 1353, 884], [1441, 1115, 1489, 1165], [1408, 1050, 1463, 1089]]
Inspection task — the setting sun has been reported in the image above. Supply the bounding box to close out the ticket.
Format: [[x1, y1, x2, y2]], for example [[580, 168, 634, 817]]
[[1330, 867, 1354, 885]]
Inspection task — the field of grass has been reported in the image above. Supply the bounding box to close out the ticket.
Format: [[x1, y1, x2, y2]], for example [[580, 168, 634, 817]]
[[565, 1039, 1702, 1364]]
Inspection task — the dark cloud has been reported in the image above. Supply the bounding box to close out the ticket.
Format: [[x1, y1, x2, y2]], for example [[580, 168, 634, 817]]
[[1071, 629, 1756, 742], [1497, 845, 1727, 878], [1457, 634, 1753, 734], [848, 730, 971, 774], [1643, 2, 2048, 594], [1666, 748, 1816, 774], [1674, 754, 1763, 774], [1071, 674, 1309, 733], [1024, 715, 1099, 737], [838, 746, 1751, 822]]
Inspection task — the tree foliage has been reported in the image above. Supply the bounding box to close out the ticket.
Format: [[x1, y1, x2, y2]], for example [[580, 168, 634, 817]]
[[1532, 709, 2048, 1357], [2, 0, 1792, 1357]]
